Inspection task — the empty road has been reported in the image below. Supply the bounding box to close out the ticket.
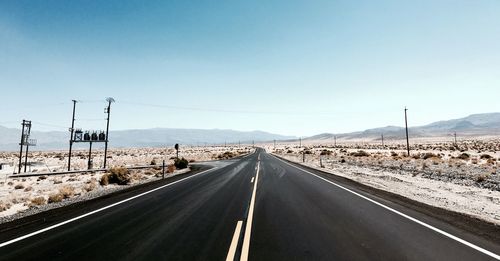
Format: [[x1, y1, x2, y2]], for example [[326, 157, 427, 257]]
[[0, 148, 499, 260]]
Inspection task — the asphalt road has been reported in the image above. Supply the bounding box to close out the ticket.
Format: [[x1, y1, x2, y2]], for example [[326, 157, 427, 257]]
[[0, 148, 499, 260]]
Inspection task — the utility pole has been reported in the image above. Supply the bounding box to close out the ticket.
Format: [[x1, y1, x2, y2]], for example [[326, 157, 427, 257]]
[[24, 124, 30, 173], [103, 97, 114, 169], [18, 120, 26, 174], [404, 107, 410, 157], [381, 134, 384, 147], [68, 100, 77, 171], [18, 120, 33, 173], [88, 141, 93, 170], [274, 139, 276, 149], [454, 132, 457, 145], [334, 136, 337, 147], [299, 137, 302, 148]]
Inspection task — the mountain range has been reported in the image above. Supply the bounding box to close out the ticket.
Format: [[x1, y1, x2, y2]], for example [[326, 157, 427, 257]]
[[0, 127, 295, 151], [1, 112, 499, 151], [307, 112, 500, 141]]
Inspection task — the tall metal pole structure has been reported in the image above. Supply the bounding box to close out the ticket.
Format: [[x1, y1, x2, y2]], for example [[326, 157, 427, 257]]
[[334, 136, 337, 147], [18, 120, 26, 174], [404, 107, 410, 157], [23, 121, 31, 173], [88, 141, 93, 170], [454, 132, 457, 145], [68, 100, 77, 171], [103, 97, 114, 169], [299, 137, 302, 148], [381, 134, 384, 146]]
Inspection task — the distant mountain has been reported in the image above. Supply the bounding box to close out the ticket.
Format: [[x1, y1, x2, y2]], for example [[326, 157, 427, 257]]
[[306, 113, 500, 141], [0, 127, 295, 151]]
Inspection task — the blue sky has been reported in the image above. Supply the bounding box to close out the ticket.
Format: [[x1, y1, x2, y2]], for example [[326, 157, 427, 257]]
[[0, 0, 499, 136]]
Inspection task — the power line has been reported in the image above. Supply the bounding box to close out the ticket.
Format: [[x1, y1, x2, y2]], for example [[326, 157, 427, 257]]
[[30, 121, 68, 130], [118, 100, 336, 116]]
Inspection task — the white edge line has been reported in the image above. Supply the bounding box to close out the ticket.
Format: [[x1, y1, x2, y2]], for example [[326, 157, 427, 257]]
[[225, 221, 243, 261], [240, 161, 259, 261], [272, 154, 500, 260], [0, 167, 218, 248]]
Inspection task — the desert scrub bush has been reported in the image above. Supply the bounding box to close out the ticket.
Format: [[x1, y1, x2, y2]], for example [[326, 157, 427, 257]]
[[480, 154, 492, 160], [350, 150, 370, 157], [59, 185, 75, 199], [286, 150, 294, 154], [30, 197, 46, 206], [422, 152, 441, 160], [14, 184, 25, 190], [150, 159, 157, 165], [218, 152, 235, 159], [84, 181, 97, 192], [457, 153, 470, 160], [174, 157, 189, 169], [0, 201, 11, 211], [320, 150, 332, 156], [476, 174, 489, 183], [48, 193, 64, 203], [390, 151, 398, 157], [167, 164, 175, 173], [100, 167, 131, 185]]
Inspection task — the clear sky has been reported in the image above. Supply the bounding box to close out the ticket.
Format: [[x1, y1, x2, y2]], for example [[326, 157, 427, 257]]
[[0, 0, 499, 136]]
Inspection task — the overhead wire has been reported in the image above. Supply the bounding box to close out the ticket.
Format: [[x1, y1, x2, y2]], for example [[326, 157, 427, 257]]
[[118, 100, 335, 116]]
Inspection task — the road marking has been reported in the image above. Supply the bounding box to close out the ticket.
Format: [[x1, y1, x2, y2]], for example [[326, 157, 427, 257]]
[[226, 221, 243, 261], [250, 177, 254, 183], [240, 161, 260, 261], [273, 155, 500, 260], [0, 167, 218, 248]]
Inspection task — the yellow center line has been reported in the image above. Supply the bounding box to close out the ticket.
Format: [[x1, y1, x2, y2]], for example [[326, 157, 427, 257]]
[[225, 221, 243, 261], [240, 160, 260, 261]]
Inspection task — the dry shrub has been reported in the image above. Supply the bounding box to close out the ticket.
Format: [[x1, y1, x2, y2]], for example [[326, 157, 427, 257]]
[[350, 150, 370, 157], [30, 197, 46, 206], [84, 181, 97, 192], [0, 201, 11, 211], [476, 174, 488, 183], [100, 167, 131, 186], [458, 153, 470, 160], [48, 193, 64, 203], [59, 185, 75, 199], [422, 153, 441, 160], [24, 186, 33, 192], [167, 164, 175, 173], [131, 172, 144, 181], [320, 150, 332, 156], [487, 158, 496, 165], [14, 184, 25, 190], [480, 154, 492, 160]]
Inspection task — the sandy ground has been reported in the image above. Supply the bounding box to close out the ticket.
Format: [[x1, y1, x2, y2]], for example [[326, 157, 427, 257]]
[[264, 138, 500, 225], [0, 146, 253, 222]]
